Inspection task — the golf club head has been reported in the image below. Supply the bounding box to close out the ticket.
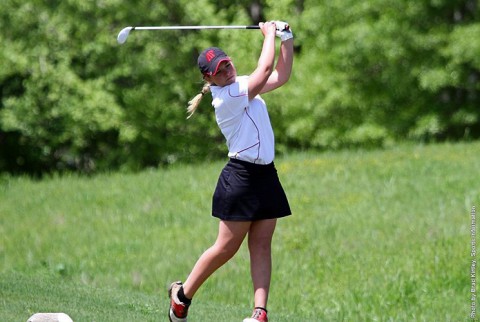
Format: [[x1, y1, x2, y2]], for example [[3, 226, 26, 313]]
[[117, 27, 133, 44]]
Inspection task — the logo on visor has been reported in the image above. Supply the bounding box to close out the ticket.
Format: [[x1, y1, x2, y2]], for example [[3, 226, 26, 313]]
[[206, 50, 215, 62]]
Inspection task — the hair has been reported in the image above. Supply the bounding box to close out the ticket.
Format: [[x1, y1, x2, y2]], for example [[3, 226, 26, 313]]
[[187, 82, 211, 119]]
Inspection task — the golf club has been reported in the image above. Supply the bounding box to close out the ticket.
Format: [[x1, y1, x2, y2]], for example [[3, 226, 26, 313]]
[[117, 25, 261, 44]]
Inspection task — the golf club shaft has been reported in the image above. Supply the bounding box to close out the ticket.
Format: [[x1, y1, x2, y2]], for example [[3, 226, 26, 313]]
[[132, 25, 260, 30], [117, 25, 261, 44]]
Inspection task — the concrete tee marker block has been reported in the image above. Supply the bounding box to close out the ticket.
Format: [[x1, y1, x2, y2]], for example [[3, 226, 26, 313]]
[[27, 313, 73, 322]]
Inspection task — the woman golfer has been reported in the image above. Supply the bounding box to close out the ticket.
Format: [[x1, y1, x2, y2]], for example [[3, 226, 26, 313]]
[[168, 21, 293, 322]]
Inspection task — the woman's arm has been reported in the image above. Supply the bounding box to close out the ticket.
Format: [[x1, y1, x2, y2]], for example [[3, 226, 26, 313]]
[[247, 22, 277, 101], [260, 37, 294, 94]]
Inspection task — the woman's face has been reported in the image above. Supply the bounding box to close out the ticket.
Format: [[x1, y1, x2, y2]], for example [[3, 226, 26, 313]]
[[207, 61, 237, 87]]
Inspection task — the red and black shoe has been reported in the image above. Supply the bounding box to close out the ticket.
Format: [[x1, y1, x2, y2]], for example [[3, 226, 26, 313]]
[[243, 307, 268, 322], [168, 281, 190, 322]]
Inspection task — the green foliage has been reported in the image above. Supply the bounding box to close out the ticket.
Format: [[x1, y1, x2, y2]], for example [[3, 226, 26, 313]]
[[0, 0, 124, 173], [281, 0, 479, 149], [0, 0, 479, 174]]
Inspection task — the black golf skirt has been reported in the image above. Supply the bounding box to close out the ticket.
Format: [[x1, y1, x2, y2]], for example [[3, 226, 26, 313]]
[[212, 158, 292, 221]]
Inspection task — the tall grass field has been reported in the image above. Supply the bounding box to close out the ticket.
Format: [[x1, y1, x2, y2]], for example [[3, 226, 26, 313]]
[[1, 142, 479, 321]]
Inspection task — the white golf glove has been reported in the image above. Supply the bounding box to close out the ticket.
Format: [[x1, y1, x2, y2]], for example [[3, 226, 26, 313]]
[[273, 21, 293, 41]]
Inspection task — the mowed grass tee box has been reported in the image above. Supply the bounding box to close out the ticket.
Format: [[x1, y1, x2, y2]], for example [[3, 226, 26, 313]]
[[1, 142, 478, 321]]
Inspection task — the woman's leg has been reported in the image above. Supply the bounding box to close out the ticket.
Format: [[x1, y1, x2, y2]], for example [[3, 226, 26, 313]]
[[247, 219, 277, 309], [183, 220, 251, 298]]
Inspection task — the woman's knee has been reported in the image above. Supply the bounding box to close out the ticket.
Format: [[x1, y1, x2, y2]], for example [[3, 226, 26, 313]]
[[248, 219, 276, 250], [248, 236, 273, 254], [212, 239, 242, 259]]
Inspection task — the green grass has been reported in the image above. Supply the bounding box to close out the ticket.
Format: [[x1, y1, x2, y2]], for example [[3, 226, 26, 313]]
[[1, 142, 479, 321]]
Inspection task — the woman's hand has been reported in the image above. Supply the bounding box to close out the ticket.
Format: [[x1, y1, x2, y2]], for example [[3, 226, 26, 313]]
[[259, 21, 277, 38]]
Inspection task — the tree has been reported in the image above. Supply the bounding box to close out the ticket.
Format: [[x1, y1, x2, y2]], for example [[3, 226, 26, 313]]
[[275, 0, 479, 149], [1, 0, 478, 175]]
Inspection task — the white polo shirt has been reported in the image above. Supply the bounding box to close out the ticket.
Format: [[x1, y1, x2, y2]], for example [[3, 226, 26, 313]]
[[211, 76, 275, 165]]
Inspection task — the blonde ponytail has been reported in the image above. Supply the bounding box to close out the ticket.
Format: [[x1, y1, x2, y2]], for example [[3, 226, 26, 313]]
[[187, 82, 211, 119]]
